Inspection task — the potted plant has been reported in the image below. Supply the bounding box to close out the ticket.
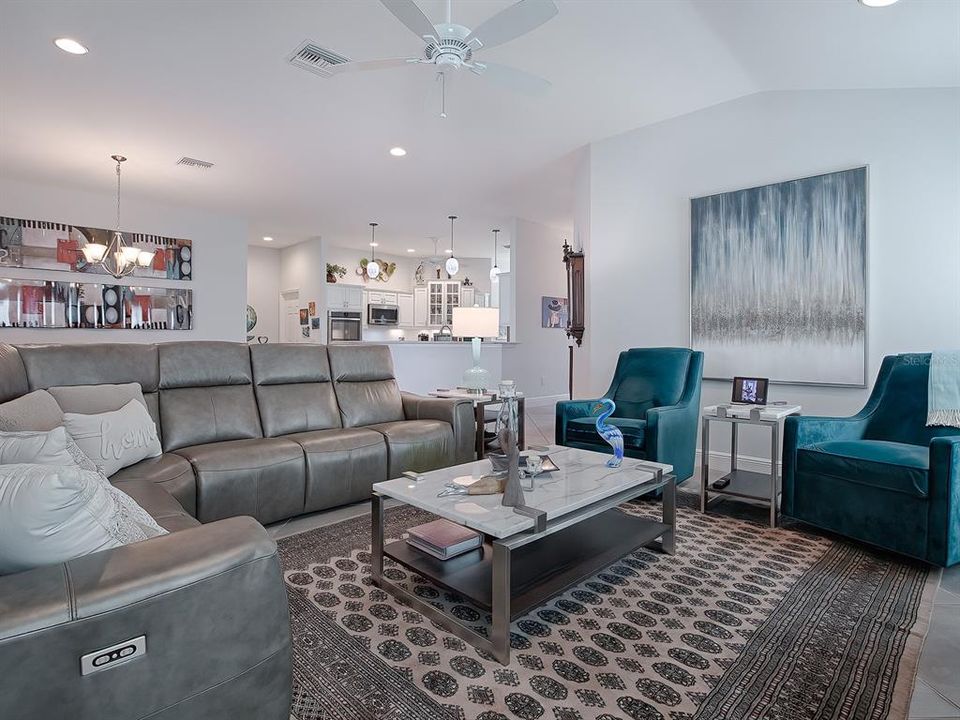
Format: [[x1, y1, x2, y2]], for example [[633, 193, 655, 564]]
[[326, 263, 347, 283]]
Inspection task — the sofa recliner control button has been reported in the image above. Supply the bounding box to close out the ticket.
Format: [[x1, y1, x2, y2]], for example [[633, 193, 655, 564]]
[[80, 636, 146, 676]]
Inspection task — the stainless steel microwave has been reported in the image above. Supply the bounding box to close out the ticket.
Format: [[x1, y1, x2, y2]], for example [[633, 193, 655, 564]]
[[367, 304, 399, 325]]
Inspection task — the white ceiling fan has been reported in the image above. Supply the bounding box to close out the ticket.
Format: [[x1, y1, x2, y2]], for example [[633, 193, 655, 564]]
[[329, 0, 558, 100]]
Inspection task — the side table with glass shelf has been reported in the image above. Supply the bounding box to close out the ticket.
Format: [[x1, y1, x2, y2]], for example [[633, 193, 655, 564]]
[[429, 388, 526, 460]]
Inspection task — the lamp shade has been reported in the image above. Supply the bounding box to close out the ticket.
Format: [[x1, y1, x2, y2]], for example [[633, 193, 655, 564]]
[[452, 306, 499, 338]]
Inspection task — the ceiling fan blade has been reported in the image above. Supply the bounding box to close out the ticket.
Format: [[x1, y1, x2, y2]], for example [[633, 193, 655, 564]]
[[465, 0, 558, 50], [379, 0, 436, 41], [472, 61, 551, 96], [327, 57, 419, 74]]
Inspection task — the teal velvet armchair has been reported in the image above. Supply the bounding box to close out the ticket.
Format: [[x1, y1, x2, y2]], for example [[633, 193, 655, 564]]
[[556, 348, 703, 482], [783, 353, 960, 567]]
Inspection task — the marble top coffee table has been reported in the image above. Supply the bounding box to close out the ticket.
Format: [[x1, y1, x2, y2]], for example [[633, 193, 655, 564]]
[[371, 446, 675, 664]]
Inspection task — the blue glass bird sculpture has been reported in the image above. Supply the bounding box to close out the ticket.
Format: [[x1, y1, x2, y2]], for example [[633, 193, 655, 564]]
[[593, 398, 624, 468]]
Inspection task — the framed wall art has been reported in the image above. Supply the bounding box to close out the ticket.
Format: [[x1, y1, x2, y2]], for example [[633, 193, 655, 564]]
[[0, 278, 192, 330], [691, 167, 867, 386], [0, 215, 193, 280]]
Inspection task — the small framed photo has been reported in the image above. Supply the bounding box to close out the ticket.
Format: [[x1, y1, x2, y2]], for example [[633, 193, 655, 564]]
[[732, 376, 768, 405], [299, 308, 309, 326], [541, 296, 569, 329]]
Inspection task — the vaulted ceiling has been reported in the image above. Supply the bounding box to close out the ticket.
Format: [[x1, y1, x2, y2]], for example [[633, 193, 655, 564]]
[[1, 0, 957, 256]]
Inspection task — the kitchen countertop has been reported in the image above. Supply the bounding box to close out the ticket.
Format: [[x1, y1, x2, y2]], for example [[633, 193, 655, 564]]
[[331, 340, 517, 346]]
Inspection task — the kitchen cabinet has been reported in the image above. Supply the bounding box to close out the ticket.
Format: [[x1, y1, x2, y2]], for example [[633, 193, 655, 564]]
[[428, 280, 460, 327], [397, 293, 414, 326], [327, 284, 363, 310], [367, 290, 398, 306], [461, 286, 476, 308], [414, 287, 428, 326]]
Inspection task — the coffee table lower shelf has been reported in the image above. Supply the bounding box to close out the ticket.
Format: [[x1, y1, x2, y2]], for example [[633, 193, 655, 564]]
[[383, 509, 670, 620]]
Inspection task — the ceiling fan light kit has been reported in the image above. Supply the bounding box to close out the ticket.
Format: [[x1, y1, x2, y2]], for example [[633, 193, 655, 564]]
[[331, 0, 558, 116]]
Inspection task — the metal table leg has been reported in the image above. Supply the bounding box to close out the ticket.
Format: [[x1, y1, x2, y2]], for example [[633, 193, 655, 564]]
[[371, 493, 384, 584], [770, 422, 780, 528], [474, 401, 487, 460], [730, 421, 738, 473], [661, 475, 676, 555], [700, 417, 710, 513], [490, 542, 512, 664]]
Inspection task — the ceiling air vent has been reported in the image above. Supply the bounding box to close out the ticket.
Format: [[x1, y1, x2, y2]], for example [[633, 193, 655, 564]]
[[176, 157, 214, 170], [287, 40, 350, 78]]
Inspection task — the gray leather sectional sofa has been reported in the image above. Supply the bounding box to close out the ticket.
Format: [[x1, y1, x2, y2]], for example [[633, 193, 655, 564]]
[[0, 341, 475, 720]]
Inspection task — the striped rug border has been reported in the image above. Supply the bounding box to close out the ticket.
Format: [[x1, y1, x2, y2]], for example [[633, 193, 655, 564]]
[[693, 541, 938, 720]]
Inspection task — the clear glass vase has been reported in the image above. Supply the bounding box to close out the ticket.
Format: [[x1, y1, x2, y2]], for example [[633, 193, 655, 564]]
[[495, 380, 518, 439]]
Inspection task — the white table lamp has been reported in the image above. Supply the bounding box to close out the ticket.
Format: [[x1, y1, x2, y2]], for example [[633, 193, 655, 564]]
[[452, 306, 500, 392]]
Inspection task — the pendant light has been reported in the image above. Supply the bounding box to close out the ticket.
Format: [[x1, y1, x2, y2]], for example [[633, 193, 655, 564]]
[[367, 222, 380, 279], [489, 228, 501, 281], [81, 155, 156, 279], [445, 215, 459, 276]]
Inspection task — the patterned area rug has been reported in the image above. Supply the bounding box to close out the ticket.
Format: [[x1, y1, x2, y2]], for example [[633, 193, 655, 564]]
[[278, 495, 936, 720]]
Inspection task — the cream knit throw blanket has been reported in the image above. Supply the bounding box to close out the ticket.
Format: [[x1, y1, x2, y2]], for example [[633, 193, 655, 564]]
[[927, 351, 960, 428]]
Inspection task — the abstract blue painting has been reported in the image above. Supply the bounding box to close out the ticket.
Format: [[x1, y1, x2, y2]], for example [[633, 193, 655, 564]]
[[691, 167, 867, 386]]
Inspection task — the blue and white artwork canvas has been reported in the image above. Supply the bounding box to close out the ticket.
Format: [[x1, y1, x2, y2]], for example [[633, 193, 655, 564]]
[[691, 167, 867, 386]]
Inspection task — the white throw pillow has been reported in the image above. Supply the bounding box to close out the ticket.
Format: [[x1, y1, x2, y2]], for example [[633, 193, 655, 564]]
[[0, 463, 166, 575], [0, 390, 98, 472], [48, 382, 150, 416], [0, 427, 77, 466], [63, 399, 162, 477]]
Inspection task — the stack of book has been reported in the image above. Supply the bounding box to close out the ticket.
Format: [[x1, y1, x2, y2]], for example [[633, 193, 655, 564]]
[[406, 519, 483, 560]]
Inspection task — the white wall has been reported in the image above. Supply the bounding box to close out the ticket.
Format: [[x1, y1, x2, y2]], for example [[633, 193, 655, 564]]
[[0, 175, 247, 344], [246, 245, 280, 343], [278, 237, 326, 343], [579, 88, 960, 461], [501, 217, 572, 402]]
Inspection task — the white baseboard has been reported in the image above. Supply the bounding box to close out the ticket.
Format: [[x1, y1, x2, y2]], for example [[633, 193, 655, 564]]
[[695, 448, 781, 474]]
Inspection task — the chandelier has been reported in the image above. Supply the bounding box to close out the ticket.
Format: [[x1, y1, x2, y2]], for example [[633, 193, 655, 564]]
[[81, 155, 156, 279]]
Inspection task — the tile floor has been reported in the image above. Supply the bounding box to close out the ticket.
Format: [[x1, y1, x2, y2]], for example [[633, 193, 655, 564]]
[[271, 405, 960, 719]]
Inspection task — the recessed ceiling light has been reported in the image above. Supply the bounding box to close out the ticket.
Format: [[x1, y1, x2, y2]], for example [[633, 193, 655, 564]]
[[369, 242, 379, 247], [858, 0, 899, 6], [445, 249, 453, 254], [54, 38, 88, 55], [406, 248, 415, 253], [262, 236, 273, 242], [389, 147, 407, 157]]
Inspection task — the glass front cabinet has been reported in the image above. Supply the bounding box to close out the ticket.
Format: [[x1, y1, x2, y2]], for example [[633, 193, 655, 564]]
[[427, 280, 460, 326]]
